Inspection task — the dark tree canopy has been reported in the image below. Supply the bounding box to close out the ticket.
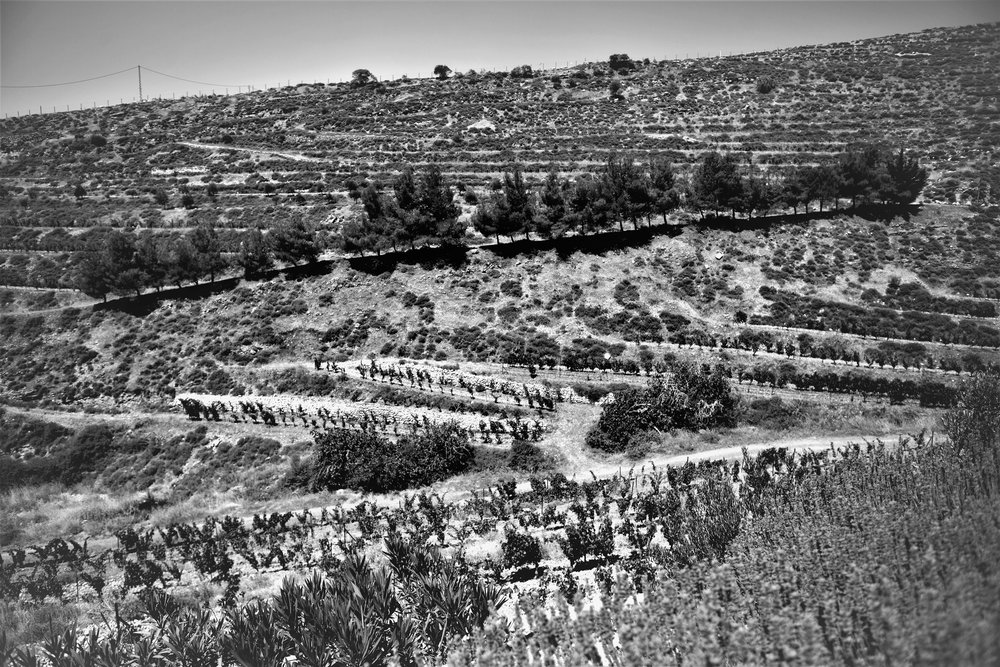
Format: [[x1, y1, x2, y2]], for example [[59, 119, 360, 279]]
[[236, 227, 274, 278], [509, 65, 534, 79], [433, 64, 452, 80], [351, 69, 375, 86], [270, 217, 319, 265], [608, 54, 635, 73]]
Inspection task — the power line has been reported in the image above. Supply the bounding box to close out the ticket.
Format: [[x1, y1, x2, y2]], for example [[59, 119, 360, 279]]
[[1, 65, 250, 91], [1, 66, 137, 88], [140, 66, 249, 90]]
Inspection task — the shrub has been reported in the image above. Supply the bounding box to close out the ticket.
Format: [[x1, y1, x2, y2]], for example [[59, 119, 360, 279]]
[[586, 366, 736, 453], [309, 422, 474, 492], [942, 370, 1000, 453], [756, 75, 777, 94], [508, 439, 551, 472], [501, 528, 542, 570]]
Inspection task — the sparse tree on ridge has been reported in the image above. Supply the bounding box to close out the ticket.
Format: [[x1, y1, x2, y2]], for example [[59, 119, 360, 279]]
[[434, 65, 452, 80], [351, 69, 375, 87], [510, 65, 534, 79], [608, 53, 635, 73]]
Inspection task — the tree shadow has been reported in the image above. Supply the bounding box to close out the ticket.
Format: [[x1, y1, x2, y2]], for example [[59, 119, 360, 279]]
[[485, 223, 686, 261], [346, 244, 470, 275]]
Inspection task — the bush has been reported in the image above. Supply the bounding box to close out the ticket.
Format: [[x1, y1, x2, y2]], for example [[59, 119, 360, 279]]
[[309, 422, 474, 492], [756, 76, 777, 94], [942, 370, 1000, 453], [586, 366, 736, 453], [501, 528, 542, 570], [508, 439, 551, 472]]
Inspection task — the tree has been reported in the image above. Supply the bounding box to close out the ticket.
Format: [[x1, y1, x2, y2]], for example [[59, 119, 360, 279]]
[[746, 175, 778, 219], [153, 188, 170, 207], [351, 69, 375, 86], [837, 144, 886, 208], [535, 168, 569, 238], [434, 64, 452, 80], [416, 164, 461, 245], [509, 65, 533, 79], [104, 230, 143, 297], [692, 152, 744, 217], [779, 169, 810, 214], [390, 165, 421, 249], [802, 164, 840, 212], [188, 223, 227, 282], [236, 227, 274, 278], [472, 196, 502, 244], [135, 232, 168, 291], [608, 54, 635, 73], [498, 164, 534, 240], [181, 193, 196, 209], [942, 371, 1000, 454], [342, 213, 391, 256], [567, 175, 611, 235], [649, 157, 680, 224], [76, 245, 112, 302], [166, 237, 201, 287], [608, 80, 624, 100], [271, 217, 319, 265], [73, 183, 86, 200], [885, 148, 928, 205], [600, 153, 644, 230]]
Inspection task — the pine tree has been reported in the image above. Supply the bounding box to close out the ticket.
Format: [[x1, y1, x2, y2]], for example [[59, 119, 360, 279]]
[[236, 227, 274, 278], [885, 148, 928, 205], [271, 217, 319, 265], [649, 157, 680, 224], [188, 223, 228, 282]]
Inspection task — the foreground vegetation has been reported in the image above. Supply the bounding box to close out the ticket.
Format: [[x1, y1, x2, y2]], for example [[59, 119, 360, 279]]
[[1, 372, 997, 664]]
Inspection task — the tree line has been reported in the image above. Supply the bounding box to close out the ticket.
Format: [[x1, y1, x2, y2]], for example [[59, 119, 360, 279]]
[[75, 217, 320, 301], [341, 142, 927, 256], [74, 143, 928, 298]]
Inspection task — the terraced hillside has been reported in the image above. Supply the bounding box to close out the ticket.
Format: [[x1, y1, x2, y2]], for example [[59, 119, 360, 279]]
[[3, 21, 1000, 663], [1, 22, 998, 228]]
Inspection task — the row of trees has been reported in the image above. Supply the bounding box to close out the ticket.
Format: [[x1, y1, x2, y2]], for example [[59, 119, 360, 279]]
[[692, 143, 928, 218], [75, 219, 319, 301], [341, 164, 463, 254], [341, 143, 927, 256]]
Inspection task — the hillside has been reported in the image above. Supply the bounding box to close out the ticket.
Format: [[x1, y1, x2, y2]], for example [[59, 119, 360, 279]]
[[1, 21, 1000, 664]]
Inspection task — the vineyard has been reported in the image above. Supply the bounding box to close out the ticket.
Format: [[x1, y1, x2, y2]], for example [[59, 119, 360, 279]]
[[2, 18, 999, 664], [3, 376, 999, 663], [0, 441, 927, 631]]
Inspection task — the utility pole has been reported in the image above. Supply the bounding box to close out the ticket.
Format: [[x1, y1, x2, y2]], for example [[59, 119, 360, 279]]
[[138, 65, 143, 102]]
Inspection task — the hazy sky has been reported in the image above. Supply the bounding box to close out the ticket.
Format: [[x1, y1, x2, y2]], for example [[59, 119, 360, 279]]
[[2, 1, 998, 117]]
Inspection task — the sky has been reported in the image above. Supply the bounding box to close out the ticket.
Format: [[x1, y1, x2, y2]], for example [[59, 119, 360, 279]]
[[2, 0, 999, 117]]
